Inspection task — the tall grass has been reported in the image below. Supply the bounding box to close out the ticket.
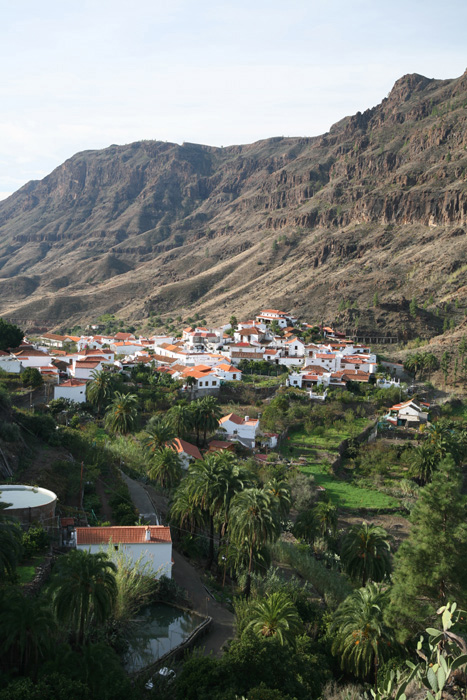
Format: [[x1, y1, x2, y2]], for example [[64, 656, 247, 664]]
[[272, 541, 352, 609], [103, 545, 158, 622]]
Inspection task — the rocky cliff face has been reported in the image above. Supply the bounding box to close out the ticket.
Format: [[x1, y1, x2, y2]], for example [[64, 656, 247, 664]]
[[0, 70, 466, 334]]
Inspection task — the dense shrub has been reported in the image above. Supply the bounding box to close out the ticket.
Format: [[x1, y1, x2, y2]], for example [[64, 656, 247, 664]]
[[0, 420, 20, 442], [21, 526, 49, 558]]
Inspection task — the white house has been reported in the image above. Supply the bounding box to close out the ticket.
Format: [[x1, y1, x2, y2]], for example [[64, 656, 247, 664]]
[[110, 341, 145, 355], [13, 348, 52, 367], [170, 438, 202, 469], [218, 413, 259, 449], [385, 400, 429, 427], [75, 526, 172, 578], [213, 363, 242, 381], [177, 366, 220, 392], [0, 352, 22, 374], [283, 337, 306, 357], [69, 359, 103, 380], [255, 309, 298, 329], [54, 378, 88, 403]]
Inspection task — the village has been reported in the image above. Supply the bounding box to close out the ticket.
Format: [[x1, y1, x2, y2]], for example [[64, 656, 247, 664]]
[[1, 306, 459, 700]]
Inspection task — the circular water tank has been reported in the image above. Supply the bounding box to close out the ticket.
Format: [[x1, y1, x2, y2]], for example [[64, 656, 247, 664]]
[[0, 485, 57, 523]]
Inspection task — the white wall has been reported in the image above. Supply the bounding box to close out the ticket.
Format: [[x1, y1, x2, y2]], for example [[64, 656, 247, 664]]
[[0, 357, 22, 374], [54, 384, 87, 403], [77, 542, 172, 578]]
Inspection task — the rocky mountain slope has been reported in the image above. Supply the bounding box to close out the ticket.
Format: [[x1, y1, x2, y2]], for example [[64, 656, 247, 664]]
[[0, 70, 466, 334]]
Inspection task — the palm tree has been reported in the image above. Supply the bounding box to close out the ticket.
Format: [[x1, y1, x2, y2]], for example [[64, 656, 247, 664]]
[[341, 523, 391, 587], [0, 588, 55, 676], [145, 420, 175, 453], [50, 549, 117, 646], [197, 395, 222, 447], [167, 404, 193, 439], [264, 478, 291, 518], [0, 503, 22, 581], [104, 391, 138, 434], [147, 446, 182, 490], [313, 501, 338, 539], [410, 442, 439, 485], [187, 453, 229, 568], [170, 479, 205, 535], [331, 582, 395, 685], [293, 508, 318, 544], [245, 591, 302, 647], [87, 369, 115, 415], [229, 487, 280, 597]]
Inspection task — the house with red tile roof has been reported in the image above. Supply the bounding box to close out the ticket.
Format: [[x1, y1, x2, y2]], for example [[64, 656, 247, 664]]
[[54, 378, 88, 403], [384, 399, 429, 427], [13, 348, 52, 368], [213, 363, 242, 381], [219, 413, 259, 448], [170, 438, 203, 469], [69, 358, 103, 380], [75, 526, 172, 578]]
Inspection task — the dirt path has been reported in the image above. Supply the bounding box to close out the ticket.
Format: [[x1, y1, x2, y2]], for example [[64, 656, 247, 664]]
[[122, 472, 234, 657]]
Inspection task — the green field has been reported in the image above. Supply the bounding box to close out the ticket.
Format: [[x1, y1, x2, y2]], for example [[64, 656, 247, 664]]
[[300, 461, 398, 509], [16, 555, 47, 584], [283, 423, 398, 509], [283, 421, 371, 453]]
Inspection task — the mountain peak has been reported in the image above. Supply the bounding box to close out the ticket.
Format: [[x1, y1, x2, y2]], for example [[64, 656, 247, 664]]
[[387, 73, 433, 103]]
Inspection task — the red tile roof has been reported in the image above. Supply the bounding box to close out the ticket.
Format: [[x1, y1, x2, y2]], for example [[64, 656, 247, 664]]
[[220, 413, 243, 425], [171, 438, 202, 461], [208, 440, 236, 451], [59, 378, 88, 387], [75, 526, 171, 545]]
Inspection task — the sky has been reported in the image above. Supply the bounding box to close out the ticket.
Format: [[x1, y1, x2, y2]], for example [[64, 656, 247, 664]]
[[1, 0, 466, 200]]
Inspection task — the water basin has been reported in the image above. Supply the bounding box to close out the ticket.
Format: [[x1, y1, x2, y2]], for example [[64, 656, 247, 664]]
[[124, 603, 201, 672]]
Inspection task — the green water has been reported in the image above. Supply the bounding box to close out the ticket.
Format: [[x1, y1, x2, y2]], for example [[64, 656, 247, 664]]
[[124, 603, 201, 672]]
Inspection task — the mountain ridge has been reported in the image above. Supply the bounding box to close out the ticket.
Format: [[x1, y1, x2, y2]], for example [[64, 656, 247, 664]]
[[0, 70, 466, 334]]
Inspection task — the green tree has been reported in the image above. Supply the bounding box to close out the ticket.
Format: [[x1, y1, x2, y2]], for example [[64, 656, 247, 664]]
[[167, 403, 193, 439], [186, 452, 245, 568], [144, 420, 175, 452], [313, 500, 338, 539], [331, 583, 395, 684], [387, 458, 467, 641], [409, 296, 417, 318], [410, 442, 439, 485], [440, 350, 451, 385], [245, 591, 302, 647], [50, 550, 117, 646], [197, 395, 222, 447], [230, 488, 280, 597], [0, 503, 23, 580], [147, 446, 182, 490], [264, 478, 291, 518], [373, 292, 379, 307], [86, 370, 115, 415], [0, 589, 55, 677], [22, 367, 43, 389], [104, 391, 138, 434], [170, 479, 205, 535], [0, 318, 23, 352], [341, 522, 391, 587]]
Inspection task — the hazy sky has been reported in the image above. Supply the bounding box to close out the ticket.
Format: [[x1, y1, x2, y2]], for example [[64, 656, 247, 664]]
[[1, 0, 466, 199]]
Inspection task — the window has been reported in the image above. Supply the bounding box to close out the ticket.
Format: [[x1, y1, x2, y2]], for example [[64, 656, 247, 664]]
[[233, 374, 236, 380], [114, 545, 119, 551]]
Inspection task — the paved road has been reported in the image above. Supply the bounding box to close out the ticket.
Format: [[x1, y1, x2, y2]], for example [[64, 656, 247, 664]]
[[122, 472, 234, 657], [120, 471, 159, 524]]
